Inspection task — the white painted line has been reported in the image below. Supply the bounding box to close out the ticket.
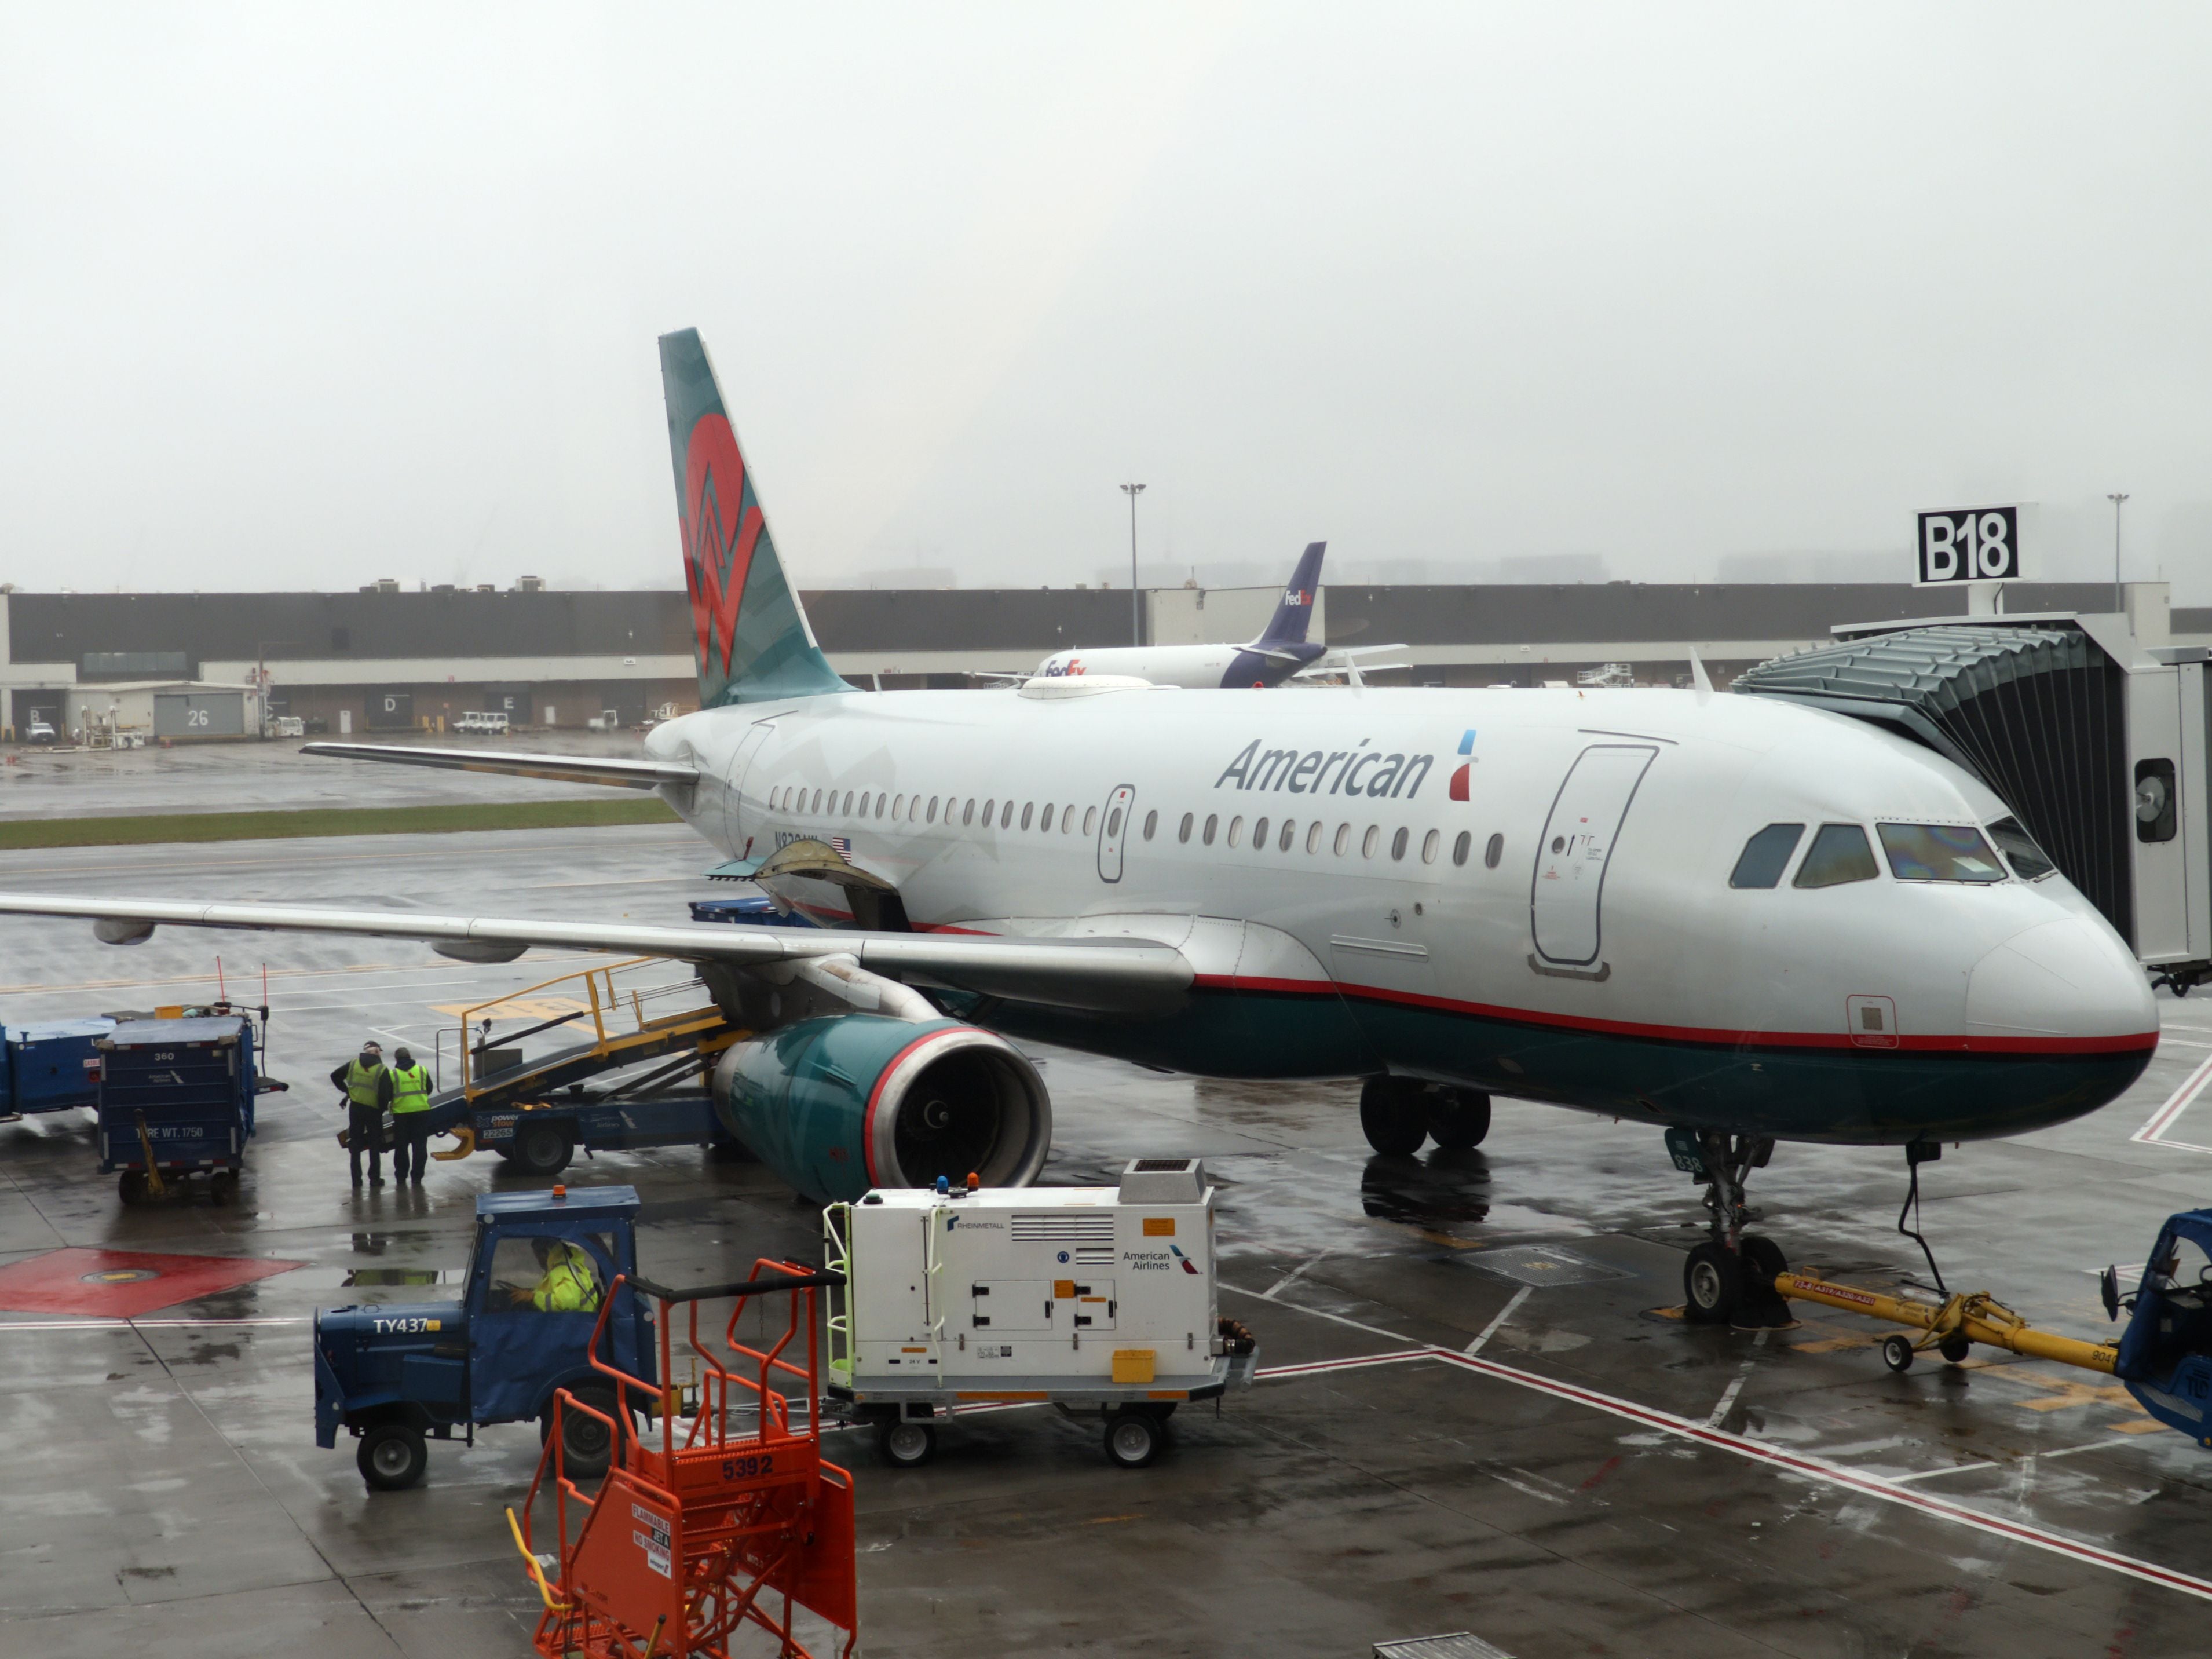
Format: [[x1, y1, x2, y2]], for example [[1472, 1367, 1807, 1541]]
[[2132, 1052, 2212, 1151], [2037, 1438, 2136, 1463], [1261, 1254, 1326, 1301], [1257, 1348, 1435, 1380], [1885, 1459, 1999, 1483], [1219, 1297, 2211, 1603], [1466, 1285, 1531, 1355], [1705, 1328, 1768, 1427], [1432, 1347, 2212, 1604]]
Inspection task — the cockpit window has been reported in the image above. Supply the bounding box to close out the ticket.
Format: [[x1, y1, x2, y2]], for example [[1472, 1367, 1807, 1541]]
[[1793, 823, 1879, 889], [1729, 823, 1804, 889], [1877, 823, 2006, 883], [1987, 816, 2056, 882]]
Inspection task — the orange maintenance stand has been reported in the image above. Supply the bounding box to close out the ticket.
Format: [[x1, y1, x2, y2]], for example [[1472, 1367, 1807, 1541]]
[[511, 1260, 858, 1658]]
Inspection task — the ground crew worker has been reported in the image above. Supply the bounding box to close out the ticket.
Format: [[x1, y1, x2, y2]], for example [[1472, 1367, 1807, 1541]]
[[516, 1236, 601, 1313], [331, 1042, 387, 1189], [386, 1046, 434, 1185]]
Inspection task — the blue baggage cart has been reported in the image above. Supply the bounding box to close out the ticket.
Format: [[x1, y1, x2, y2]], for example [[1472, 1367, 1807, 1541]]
[[97, 1016, 257, 1204], [0, 1017, 114, 1117]]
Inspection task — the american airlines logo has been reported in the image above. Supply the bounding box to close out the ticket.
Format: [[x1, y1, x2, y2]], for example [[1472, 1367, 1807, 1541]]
[[1215, 738, 1437, 799], [680, 414, 764, 679]]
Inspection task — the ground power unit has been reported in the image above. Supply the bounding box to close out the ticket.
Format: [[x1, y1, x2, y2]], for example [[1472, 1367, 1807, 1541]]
[[1737, 590, 2212, 991], [824, 1158, 1257, 1468]]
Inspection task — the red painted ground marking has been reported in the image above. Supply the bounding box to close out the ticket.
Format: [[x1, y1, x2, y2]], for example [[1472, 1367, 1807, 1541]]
[[1580, 1453, 1624, 1491], [0, 1248, 301, 1318]]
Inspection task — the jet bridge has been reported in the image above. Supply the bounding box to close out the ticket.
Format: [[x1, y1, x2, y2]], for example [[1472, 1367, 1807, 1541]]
[[1734, 603, 2210, 991]]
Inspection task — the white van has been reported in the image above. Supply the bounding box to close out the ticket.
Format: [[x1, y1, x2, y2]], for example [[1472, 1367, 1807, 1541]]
[[455, 711, 510, 735]]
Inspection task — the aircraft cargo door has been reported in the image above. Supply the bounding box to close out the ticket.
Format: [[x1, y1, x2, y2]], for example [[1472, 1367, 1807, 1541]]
[[1530, 744, 1657, 971], [721, 722, 775, 856]]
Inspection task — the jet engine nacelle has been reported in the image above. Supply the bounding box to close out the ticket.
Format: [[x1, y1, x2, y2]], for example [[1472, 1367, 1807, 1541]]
[[711, 1015, 1051, 1203]]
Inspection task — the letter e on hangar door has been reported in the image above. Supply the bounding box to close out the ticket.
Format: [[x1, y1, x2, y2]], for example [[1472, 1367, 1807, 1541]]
[[1096, 785, 1135, 883], [1531, 744, 1658, 969]]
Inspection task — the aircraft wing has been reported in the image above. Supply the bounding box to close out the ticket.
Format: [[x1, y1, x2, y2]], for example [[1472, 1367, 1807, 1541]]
[[0, 893, 1192, 1014], [301, 743, 697, 791]]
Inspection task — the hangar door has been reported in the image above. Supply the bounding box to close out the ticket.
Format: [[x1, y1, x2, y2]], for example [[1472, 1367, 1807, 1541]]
[[153, 690, 245, 737], [365, 690, 414, 730], [1530, 743, 1658, 969]]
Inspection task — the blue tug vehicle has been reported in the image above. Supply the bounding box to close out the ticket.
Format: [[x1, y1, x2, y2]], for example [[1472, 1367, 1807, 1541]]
[[313, 1185, 653, 1490]]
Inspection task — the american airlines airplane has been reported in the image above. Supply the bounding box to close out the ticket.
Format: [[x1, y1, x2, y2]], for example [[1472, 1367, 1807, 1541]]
[[0, 330, 2157, 1324], [1032, 542, 1329, 689]]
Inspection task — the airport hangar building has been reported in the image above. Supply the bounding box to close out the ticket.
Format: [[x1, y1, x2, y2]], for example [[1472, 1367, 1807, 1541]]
[[0, 579, 2200, 737]]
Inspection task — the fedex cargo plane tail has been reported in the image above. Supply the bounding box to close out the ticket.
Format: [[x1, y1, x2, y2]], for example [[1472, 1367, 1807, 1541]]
[[659, 329, 849, 708], [1252, 541, 1326, 648]]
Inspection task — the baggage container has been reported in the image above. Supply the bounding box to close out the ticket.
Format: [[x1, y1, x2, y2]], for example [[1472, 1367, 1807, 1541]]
[[0, 1017, 114, 1116], [97, 1016, 257, 1203]]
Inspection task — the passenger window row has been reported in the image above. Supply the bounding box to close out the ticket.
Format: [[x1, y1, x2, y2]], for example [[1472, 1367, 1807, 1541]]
[[767, 784, 1512, 875], [1730, 816, 2046, 889]]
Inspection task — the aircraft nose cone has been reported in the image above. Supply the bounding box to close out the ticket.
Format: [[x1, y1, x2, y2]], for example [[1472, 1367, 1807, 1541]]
[[1965, 917, 2156, 1044]]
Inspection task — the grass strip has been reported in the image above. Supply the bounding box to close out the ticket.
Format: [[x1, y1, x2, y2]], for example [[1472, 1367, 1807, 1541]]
[[0, 796, 682, 850]]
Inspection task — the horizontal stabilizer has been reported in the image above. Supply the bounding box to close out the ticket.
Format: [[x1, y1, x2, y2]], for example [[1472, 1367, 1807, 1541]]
[[0, 893, 1193, 1016], [302, 743, 697, 791]]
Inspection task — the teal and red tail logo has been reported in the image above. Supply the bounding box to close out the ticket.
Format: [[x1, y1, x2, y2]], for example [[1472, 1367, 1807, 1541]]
[[658, 330, 847, 708]]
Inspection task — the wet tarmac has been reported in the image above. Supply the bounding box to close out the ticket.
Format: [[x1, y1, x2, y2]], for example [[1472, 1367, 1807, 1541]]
[[2, 800, 2211, 1655], [0, 731, 647, 819]]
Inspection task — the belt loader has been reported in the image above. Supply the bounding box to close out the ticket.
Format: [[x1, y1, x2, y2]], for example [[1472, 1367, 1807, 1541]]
[[823, 1157, 1258, 1469]]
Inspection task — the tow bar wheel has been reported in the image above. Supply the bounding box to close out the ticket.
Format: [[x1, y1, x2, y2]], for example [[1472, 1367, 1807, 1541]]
[[878, 1419, 936, 1468], [1881, 1333, 1916, 1373], [358, 1422, 428, 1491], [1105, 1409, 1161, 1470]]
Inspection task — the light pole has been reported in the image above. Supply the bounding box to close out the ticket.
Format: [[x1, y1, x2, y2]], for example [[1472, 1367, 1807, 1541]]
[[2107, 493, 2129, 614], [1120, 482, 1146, 646]]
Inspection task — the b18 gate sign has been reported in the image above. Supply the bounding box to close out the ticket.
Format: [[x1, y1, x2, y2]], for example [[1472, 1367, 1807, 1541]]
[[1917, 506, 2019, 584]]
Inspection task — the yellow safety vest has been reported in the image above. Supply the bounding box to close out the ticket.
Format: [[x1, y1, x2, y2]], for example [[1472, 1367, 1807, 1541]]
[[345, 1058, 383, 1108], [388, 1062, 432, 1114], [532, 1244, 601, 1313]]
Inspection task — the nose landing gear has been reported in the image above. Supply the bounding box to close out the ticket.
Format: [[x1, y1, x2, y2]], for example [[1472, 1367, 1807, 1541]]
[[1668, 1128, 1792, 1327]]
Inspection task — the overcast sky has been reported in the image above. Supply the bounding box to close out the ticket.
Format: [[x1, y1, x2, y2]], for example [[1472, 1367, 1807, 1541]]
[[3, 5, 2209, 598]]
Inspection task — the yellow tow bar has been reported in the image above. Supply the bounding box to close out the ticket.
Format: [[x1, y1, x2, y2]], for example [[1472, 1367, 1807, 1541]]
[[1774, 1271, 2118, 1375]]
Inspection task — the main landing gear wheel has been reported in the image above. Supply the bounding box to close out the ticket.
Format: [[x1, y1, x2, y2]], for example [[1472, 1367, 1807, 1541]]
[[1426, 1088, 1491, 1150], [1359, 1077, 1429, 1157], [1104, 1409, 1162, 1469], [358, 1422, 428, 1491], [878, 1420, 937, 1467]]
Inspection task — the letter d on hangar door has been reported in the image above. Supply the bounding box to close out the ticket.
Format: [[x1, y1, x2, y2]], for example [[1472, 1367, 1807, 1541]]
[[1096, 785, 1135, 883]]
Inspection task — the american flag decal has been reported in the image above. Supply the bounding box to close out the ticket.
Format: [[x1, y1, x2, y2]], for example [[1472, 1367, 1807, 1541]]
[[829, 835, 853, 858]]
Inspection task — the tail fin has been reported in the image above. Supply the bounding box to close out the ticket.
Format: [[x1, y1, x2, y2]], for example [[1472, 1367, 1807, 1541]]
[[659, 329, 849, 707], [1254, 541, 1327, 646]]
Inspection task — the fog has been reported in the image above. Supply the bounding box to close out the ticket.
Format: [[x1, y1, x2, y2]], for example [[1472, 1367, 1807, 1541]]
[[2, 5, 2207, 598]]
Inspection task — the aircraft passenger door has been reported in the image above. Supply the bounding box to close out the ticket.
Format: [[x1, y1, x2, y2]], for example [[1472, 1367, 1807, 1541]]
[[721, 722, 776, 856], [1096, 785, 1135, 883], [1530, 744, 1658, 971]]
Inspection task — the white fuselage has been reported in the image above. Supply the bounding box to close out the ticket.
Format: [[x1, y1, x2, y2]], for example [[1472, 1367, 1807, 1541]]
[[646, 682, 2157, 1145], [1033, 644, 1275, 690]]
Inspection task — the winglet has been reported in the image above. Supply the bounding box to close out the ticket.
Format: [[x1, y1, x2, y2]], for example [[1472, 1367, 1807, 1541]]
[[659, 330, 849, 707], [1688, 646, 1714, 702]]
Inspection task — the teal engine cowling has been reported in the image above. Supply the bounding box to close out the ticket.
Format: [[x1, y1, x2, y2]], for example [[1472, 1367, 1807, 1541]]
[[712, 1015, 1051, 1201]]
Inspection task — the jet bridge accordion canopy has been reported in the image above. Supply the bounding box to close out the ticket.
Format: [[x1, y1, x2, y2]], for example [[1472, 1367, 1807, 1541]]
[[1733, 624, 2134, 943]]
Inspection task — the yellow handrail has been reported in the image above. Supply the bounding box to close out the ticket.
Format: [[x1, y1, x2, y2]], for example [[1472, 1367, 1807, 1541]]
[[503, 1506, 568, 1612]]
